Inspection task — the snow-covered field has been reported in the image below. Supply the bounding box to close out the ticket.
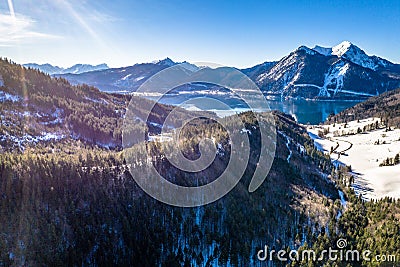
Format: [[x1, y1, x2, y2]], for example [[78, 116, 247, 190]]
[[307, 118, 400, 200]]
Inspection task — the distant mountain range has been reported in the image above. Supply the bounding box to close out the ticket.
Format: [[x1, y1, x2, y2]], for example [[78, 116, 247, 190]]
[[54, 58, 186, 93], [23, 63, 109, 75], [29, 42, 400, 99]]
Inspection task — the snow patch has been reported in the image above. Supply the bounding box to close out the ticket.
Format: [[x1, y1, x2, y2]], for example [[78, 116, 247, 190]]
[[84, 96, 108, 105], [278, 131, 292, 163], [319, 62, 350, 96], [121, 74, 132, 81], [338, 190, 347, 208], [134, 76, 145, 82], [147, 131, 173, 142], [240, 128, 252, 135], [312, 45, 332, 56], [331, 41, 352, 57], [0, 91, 21, 102], [1, 132, 65, 149]]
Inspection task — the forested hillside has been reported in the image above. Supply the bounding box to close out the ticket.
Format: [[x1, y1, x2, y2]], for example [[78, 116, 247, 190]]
[[327, 87, 400, 128], [0, 58, 204, 150], [0, 111, 342, 266]]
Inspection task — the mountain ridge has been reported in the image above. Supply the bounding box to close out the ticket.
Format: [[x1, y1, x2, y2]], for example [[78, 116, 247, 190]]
[[248, 41, 400, 99], [312, 41, 395, 71], [24, 63, 109, 75], [24, 41, 400, 99]]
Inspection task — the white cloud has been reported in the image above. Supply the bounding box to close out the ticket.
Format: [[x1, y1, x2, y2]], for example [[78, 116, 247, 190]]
[[0, 12, 59, 45]]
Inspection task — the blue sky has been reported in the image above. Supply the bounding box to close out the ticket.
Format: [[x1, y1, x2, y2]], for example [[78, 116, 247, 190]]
[[0, 0, 399, 68]]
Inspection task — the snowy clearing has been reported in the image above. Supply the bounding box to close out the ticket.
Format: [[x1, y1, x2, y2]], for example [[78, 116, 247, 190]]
[[307, 118, 400, 200]]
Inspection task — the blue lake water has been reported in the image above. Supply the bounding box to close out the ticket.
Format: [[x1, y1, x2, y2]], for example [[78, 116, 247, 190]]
[[143, 93, 361, 125], [267, 99, 361, 124]]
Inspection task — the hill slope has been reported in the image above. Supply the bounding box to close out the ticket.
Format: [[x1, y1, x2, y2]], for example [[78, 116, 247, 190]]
[[327, 87, 400, 127], [0, 58, 203, 150], [0, 108, 342, 266]]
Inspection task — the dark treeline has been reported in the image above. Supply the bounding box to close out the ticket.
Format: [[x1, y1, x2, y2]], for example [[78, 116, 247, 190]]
[[379, 153, 400, 167]]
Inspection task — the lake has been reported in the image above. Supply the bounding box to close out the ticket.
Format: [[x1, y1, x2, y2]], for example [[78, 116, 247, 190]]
[[142, 93, 361, 125], [267, 99, 361, 124]]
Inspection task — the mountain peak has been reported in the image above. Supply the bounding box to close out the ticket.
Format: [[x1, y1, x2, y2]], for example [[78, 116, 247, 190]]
[[296, 45, 317, 55], [331, 41, 353, 57], [24, 63, 109, 75], [152, 57, 175, 66], [64, 63, 109, 74], [311, 41, 391, 71], [312, 41, 354, 57]]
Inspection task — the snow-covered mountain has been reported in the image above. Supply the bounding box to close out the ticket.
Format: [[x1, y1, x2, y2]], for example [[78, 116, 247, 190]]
[[24, 63, 109, 75], [246, 41, 400, 99], [63, 63, 109, 74], [151, 57, 175, 67], [312, 41, 394, 71], [56, 58, 199, 93], [23, 63, 63, 75]]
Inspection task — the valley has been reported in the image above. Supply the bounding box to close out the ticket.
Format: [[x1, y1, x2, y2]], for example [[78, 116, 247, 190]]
[[308, 118, 400, 200], [141, 91, 361, 124], [1, 48, 400, 266], [2, 0, 400, 265]]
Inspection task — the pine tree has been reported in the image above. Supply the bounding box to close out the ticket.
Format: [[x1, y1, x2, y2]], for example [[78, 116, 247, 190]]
[[394, 153, 400, 165]]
